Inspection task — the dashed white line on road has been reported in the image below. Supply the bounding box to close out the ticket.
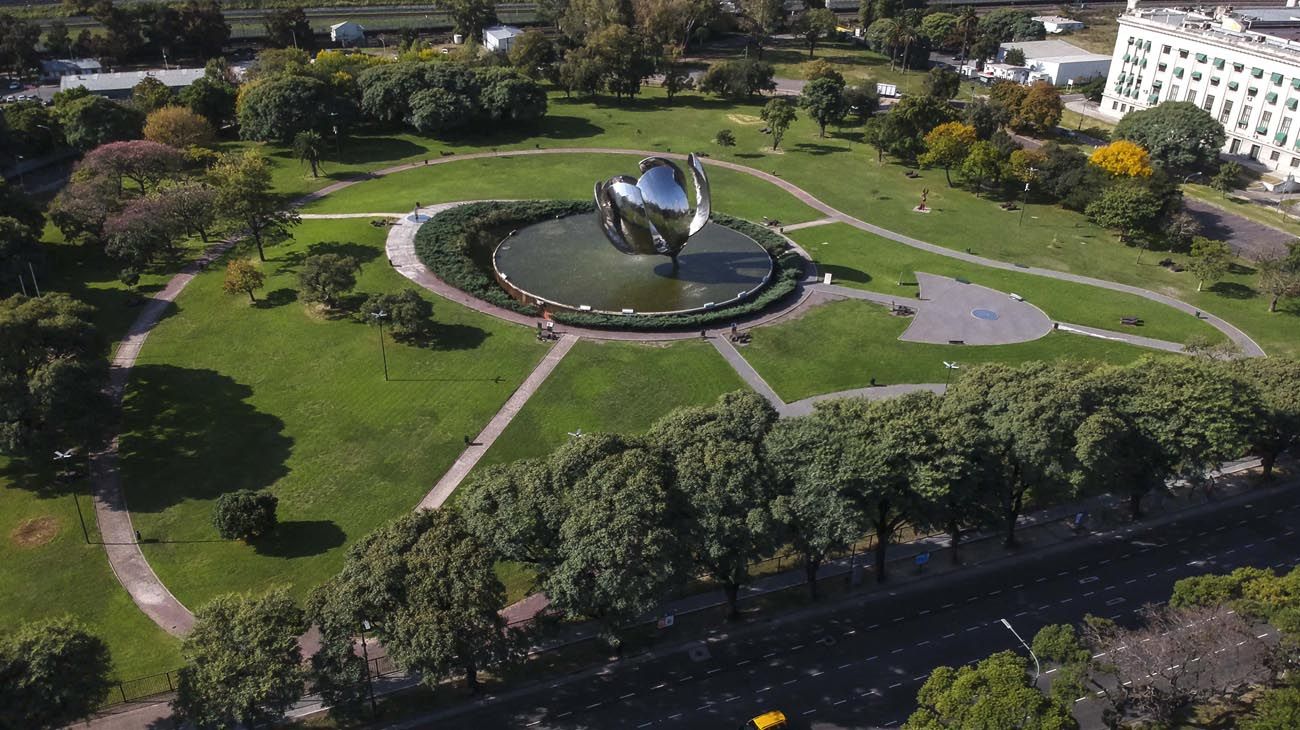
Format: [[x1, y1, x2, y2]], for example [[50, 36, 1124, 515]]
[[1083, 591, 1096, 597], [912, 675, 927, 682], [868, 624, 881, 630], [891, 648, 904, 654], [919, 609, 931, 615], [784, 679, 798, 685], [1080, 576, 1099, 584], [1045, 668, 1058, 674], [890, 682, 903, 689], [791, 644, 805, 651], [941, 603, 955, 609], [587, 702, 603, 709], [707, 668, 721, 675], [811, 670, 824, 677], [834, 699, 847, 706], [1035, 577, 1048, 583], [1124, 579, 1137, 585], [757, 686, 772, 693], [620, 692, 636, 699], [917, 640, 931, 647], [763, 653, 776, 660], [802, 709, 817, 716], [651, 683, 667, 690], [839, 663, 854, 670], [942, 633, 956, 639], [1013, 584, 1025, 589], [737, 660, 750, 666], [966, 625, 981, 632], [1014, 611, 1029, 618]]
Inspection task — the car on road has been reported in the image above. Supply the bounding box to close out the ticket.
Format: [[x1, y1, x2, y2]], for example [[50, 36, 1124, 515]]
[[741, 710, 788, 730]]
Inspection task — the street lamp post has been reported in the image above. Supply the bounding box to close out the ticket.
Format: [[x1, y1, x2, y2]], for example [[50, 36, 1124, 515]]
[[1000, 617, 1041, 679], [370, 310, 389, 381], [54, 449, 90, 544], [1018, 167, 1037, 227], [943, 360, 960, 390], [359, 619, 378, 716]]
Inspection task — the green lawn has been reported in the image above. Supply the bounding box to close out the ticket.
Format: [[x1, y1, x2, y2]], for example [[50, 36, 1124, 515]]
[[473, 339, 747, 471], [795, 223, 1223, 345], [741, 299, 1161, 401], [0, 468, 182, 679], [119, 218, 547, 610], [298, 153, 820, 225]]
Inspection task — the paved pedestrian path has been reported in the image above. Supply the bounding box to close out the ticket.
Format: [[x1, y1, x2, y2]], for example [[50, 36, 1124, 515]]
[[416, 334, 579, 511], [93, 238, 239, 637]]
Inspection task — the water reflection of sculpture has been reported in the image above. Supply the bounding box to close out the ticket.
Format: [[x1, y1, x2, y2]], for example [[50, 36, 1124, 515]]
[[593, 154, 711, 267]]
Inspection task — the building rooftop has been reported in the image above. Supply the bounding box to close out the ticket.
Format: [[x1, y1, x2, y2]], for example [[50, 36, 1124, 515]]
[[1000, 39, 1111, 62], [483, 24, 523, 41], [1032, 15, 1084, 24], [59, 67, 206, 93], [1123, 6, 1300, 62], [329, 21, 365, 31]]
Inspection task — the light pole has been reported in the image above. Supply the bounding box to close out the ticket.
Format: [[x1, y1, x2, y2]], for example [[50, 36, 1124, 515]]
[[1018, 167, 1037, 227], [943, 360, 960, 390], [1000, 617, 1041, 679], [54, 448, 90, 544], [359, 619, 378, 716], [370, 310, 389, 381]]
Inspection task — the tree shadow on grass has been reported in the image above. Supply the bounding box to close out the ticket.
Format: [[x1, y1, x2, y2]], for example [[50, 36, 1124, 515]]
[[1208, 281, 1258, 300], [793, 142, 847, 156], [816, 264, 873, 286], [256, 288, 298, 308], [328, 137, 429, 167], [307, 240, 382, 264], [430, 321, 489, 350], [119, 365, 292, 513], [251, 520, 346, 558]]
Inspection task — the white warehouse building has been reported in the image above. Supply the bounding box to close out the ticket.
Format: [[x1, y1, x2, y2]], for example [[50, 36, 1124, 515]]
[[997, 39, 1113, 85], [1101, 3, 1300, 172]]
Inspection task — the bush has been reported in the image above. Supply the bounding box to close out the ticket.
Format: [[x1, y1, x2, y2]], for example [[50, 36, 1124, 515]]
[[212, 490, 278, 540], [413, 202, 805, 330], [361, 289, 435, 342], [298, 252, 359, 308], [715, 128, 736, 147]]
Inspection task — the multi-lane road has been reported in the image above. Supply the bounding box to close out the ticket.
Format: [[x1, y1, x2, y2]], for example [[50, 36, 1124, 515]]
[[400, 484, 1300, 730]]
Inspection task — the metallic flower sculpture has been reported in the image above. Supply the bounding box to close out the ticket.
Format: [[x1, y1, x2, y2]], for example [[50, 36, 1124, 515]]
[[594, 154, 711, 260]]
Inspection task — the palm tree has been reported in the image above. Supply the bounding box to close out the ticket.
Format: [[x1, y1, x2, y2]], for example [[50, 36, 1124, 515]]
[[293, 130, 325, 178]]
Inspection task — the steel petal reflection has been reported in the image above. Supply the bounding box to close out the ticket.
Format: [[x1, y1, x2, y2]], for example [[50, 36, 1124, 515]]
[[593, 154, 711, 258]]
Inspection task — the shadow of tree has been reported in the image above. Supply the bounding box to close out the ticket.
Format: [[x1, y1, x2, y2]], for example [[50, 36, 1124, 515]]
[[251, 520, 346, 558], [793, 142, 847, 156], [119, 365, 292, 513], [817, 264, 873, 286], [1208, 281, 1258, 300], [429, 321, 489, 350], [256, 288, 298, 308]]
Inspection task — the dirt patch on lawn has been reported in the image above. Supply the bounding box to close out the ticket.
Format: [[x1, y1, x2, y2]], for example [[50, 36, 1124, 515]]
[[727, 113, 764, 126], [10, 516, 59, 548]]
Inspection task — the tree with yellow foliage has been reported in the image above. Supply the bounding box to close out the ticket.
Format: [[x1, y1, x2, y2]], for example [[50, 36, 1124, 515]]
[[919, 121, 977, 186], [1089, 140, 1153, 177]]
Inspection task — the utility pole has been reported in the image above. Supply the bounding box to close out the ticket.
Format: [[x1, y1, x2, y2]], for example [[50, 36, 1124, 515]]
[[370, 310, 389, 381]]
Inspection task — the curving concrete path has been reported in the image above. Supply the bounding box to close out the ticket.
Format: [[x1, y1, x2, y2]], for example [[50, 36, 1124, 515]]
[[95, 147, 1267, 643]]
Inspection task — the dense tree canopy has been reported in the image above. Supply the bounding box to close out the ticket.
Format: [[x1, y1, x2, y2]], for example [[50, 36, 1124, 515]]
[[1114, 101, 1226, 173], [237, 75, 329, 143], [0, 617, 113, 730]]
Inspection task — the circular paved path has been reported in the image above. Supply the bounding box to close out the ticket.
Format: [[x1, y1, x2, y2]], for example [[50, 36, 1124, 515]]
[[93, 147, 1267, 642]]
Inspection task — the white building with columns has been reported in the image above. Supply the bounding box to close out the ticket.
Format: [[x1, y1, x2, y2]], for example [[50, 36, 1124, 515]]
[[1101, 3, 1300, 174]]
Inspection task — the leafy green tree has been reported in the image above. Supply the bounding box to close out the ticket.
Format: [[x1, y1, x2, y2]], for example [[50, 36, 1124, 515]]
[[0, 617, 113, 730], [761, 97, 796, 151], [1243, 687, 1300, 730], [479, 74, 548, 122], [912, 400, 988, 564], [661, 60, 694, 101], [222, 259, 265, 303], [0, 14, 40, 76], [960, 140, 1005, 195], [361, 289, 435, 343], [1114, 101, 1226, 174], [766, 414, 865, 599], [307, 634, 368, 723], [0, 217, 41, 297], [1211, 160, 1241, 194], [920, 121, 977, 186], [1002, 47, 1026, 66], [4, 100, 63, 154], [978, 9, 1046, 42], [212, 489, 278, 539], [291, 130, 325, 178], [237, 75, 327, 144], [862, 115, 891, 163], [181, 74, 238, 127], [557, 47, 603, 97], [57, 96, 144, 151], [1233, 358, 1300, 478], [298, 253, 359, 308], [647, 391, 778, 619], [905, 651, 1076, 730], [210, 149, 301, 262], [444, 0, 498, 38], [842, 82, 879, 122], [461, 455, 565, 572], [941, 362, 1091, 547], [263, 6, 313, 50], [0, 294, 108, 457], [1031, 624, 1090, 665], [920, 12, 958, 49], [714, 128, 736, 147], [547, 445, 691, 640], [1076, 358, 1262, 519], [509, 29, 557, 80], [587, 23, 655, 99], [173, 589, 306, 729], [799, 76, 846, 138], [143, 105, 215, 149], [699, 59, 776, 100], [130, 76, 174, 114], [796, 8, 837, 58], [1257, 242, 1300, 312], [922, 66, 960, 100], [738, 0, 782, 57], [1085, 181, 1166, 242], [1188, 236, 1232, 291], [1011, 81, 1062, 135], [880, 94, 958, 160]]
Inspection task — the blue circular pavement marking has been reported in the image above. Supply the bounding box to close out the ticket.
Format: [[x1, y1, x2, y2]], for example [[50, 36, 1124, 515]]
[[971, 308, 1000, 321]]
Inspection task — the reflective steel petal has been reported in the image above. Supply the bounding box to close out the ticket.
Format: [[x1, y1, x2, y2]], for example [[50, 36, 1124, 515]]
[[592, 154, 712, 258]]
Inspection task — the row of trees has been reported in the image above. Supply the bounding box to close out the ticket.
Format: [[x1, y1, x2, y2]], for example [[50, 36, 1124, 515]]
[[912, 563, 1300, 728]]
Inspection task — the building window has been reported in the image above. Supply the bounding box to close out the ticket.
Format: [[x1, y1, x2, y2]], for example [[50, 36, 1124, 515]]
[[1112, 100, 1119, 110], [1272, 150, 1281, 161], [1169, 83, 1180, 101], [1161, 44, 1171, 54], [1259, 109, 1273, 134], [1179, 49, 1189, 57], [1186, 87, 1196, 102], [1203, 94, 1216, 113], [1239, 104, 1253, 129], [1291, 157, 1299, 168], [1220, 99, 1234, 124]]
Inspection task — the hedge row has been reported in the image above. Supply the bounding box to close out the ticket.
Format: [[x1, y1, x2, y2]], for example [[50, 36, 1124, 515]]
[[411, 202, 807, 330]]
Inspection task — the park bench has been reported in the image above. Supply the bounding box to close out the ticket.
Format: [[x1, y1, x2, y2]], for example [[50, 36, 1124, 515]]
[[1121, 316, 1143, 326]]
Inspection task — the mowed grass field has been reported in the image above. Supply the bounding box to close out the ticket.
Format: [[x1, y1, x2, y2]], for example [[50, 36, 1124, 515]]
[[119, 218, 547, 611], [741, 299, 1162, 401], [0, 468, 183, 679]]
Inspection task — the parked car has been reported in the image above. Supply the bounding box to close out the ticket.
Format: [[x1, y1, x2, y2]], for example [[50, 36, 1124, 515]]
[[741, 710, 788, 730]]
